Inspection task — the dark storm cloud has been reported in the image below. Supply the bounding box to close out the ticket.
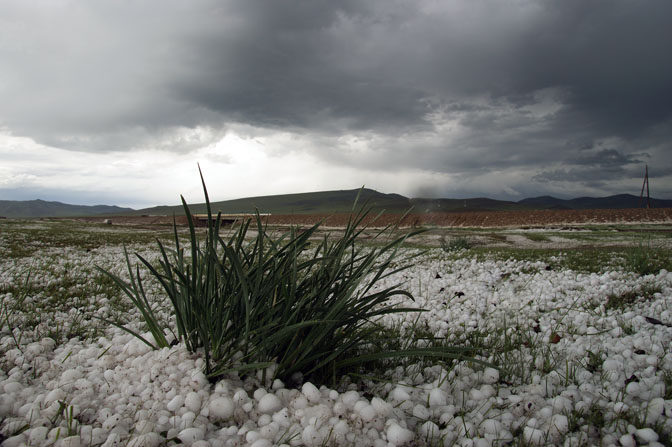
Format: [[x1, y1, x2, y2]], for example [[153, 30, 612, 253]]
[[1, 0, 671, 198]]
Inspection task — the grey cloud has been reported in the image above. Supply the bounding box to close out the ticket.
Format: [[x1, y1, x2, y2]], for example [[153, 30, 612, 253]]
[[1, 0, 671, 199], [568, 149, 645, 168]]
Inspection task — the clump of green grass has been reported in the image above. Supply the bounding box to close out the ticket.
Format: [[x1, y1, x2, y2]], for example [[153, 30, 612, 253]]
[[623, 239, 671, 275], [606, 283, 663, 310], [440, 236, 472, 252], [523, 233, 550, 242], [102, 170, 474, 385]]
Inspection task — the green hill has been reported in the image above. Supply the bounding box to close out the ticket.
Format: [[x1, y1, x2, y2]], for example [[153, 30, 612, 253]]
[[131, 189, 413, 216], [0, 199, 133, 218], [130, 189, 534, 216]]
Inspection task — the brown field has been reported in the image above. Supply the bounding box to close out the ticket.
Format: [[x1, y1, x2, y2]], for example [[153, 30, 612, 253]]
[[72, 207, 672, 228]]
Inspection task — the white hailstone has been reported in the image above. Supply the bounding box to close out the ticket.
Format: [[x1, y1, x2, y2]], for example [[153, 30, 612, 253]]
[[646, 398, 665, 423], [549, 414, 569, 436], [61, 368, 83, 383], [191, 441, 211, 447], [625, 382, 640, 395], [272, 408, 291, 426], [1, 434, 25, 447], [251, 440, 272, 447], [178, 427, 205, 444], [419, 420, 440, 438], [209, 397, 235, 420], [482, 367, 499, 384], [28, 426, 49, 444], [272, 379, 285, 390], [551, 396, 572, 413], [167, 395, 186, 412], [634, 428, 659, 443], [388, 387, 411, 403], [246, 431, 261, 443], [259, 421, 279, 439], [185, 391, 202, 413], [3, 381, 21, 393], [332, 420, 350, 440], [101, 433, 122, 447], [619, 433, 636, 447], [479, 384, 496, 398], [103, 414, 123, 431], [428, 388, 447, 407], [613, 402, 629, 414], [258, 414, 272, 426], [386, 422, 414, 445], [45, 388, 67, 405], [253, 388, 268, 401], [331, 400, 349, 416], [602, 359, 620, 371], [79, 425, 92, 443], [538, 406, 553, 420], [301, 382, 321, 403], [57, 436, 82, 447], [523, 427, 545, 446], [258, 393, 283, 414], [91, 427, 108, 445], [233, 390, 249, 404], [302, 425, 326, 446], [135, 419, 156, 434], [371, 397, 391, 416], [412, 404, 430, 420], [359, 404, 377, 422], [469, 388, 485, 401], [481, 419, 502, 435], [341, 391, 360, 408], [127, 433, 162, 447]]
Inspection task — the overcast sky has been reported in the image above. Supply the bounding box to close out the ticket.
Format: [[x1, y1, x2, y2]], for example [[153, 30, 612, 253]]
[[1, 0, 671, 208]]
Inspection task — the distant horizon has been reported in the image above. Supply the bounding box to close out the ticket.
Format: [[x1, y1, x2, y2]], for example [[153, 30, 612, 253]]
[[2, 188, 669, 211]]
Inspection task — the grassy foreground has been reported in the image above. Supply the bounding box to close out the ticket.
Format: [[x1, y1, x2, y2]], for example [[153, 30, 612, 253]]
[[1, 216, 671, 446]]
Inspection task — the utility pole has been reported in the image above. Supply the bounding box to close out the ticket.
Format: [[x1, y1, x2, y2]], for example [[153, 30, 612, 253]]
[[639, 164, 651, 209]]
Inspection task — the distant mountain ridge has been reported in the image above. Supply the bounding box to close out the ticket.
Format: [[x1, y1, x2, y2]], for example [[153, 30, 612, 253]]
[[132, 189, 672, 216], [1, 191, 670, 218], [518, 194, 672, 210], [0, 199, 133, 218]]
